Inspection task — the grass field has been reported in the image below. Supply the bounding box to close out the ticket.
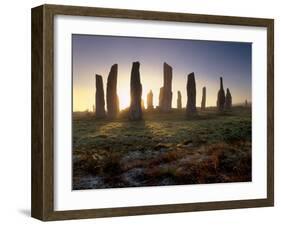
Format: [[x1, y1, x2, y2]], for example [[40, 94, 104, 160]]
[[72, 107, 252, 190]]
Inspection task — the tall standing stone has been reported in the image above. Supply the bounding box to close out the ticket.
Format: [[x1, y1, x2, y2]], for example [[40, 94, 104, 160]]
[[225, 88, 232, 110], [147, 90, 154, 110], [161, 63, 173, 111], [95, 74, 106, 118], [186, 72, 197, 115], [159, 87, 164, 109], [106, 64, 119, 118], [129, 62, 143, 120], [116, 95, 120, 112], [177, 91, 182, 109], [201, 86, 206, 110], [217, 77, 225, 111]]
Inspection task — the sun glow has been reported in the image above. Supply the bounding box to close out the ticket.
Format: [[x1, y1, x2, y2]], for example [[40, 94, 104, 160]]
[[72, 35, 252, 112], [118, 90, 131, 110]]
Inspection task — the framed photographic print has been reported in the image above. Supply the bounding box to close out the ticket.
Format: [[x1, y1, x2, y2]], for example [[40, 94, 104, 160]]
[[31, 4, 274, 221]]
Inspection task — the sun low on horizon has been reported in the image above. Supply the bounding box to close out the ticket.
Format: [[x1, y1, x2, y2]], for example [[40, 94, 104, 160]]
[[117, 89, 130, 110], [72, 34, 252, 112]]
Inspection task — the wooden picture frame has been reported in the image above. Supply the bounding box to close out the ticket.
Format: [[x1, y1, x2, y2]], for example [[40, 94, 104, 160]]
[[31, 4, 274, 221]]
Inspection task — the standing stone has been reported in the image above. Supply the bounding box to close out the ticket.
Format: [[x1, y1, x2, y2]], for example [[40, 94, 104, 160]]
[[217, 77, 225, 111], [225, 88, 232, 110], [95, 74, 106, 118], [245, 99, 248, 107], [106, 64, 119, 118], [201, 87, 206, 110], [186, 72, 197, 115], [177, 91, 182, 109], [159, 87, 164, 108], [161, 63, 173, 111], [147, 90, 154, 110], [129, 62, 143, 120], [116, 95, 120, 112]]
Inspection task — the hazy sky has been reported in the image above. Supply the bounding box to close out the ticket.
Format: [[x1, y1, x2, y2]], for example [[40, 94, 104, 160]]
[[72, 34, 252, 111]]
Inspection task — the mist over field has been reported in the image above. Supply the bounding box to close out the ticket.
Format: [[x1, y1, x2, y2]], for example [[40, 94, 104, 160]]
[[72, 35, 252, 190], [73, 107, 251, 189]]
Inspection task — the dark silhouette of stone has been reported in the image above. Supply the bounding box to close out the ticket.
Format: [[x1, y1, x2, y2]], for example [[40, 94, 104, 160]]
[[177, 91, 182, 109], [201, 86, 206, 110], [106, 64, 119, 118], [159, 87, 164, 109], [217, 77, 225, 111], [225, 88, 232, 110], [161, 62, 173, 111], [186, 72, 197, 115], [116, 95, 120, 113], [147, 90, 154, 110], [129, 62, 142, 120], [95, 74, 106, 118]]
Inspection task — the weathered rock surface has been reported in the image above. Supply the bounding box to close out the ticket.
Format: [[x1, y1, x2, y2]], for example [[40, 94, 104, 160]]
[[225, 88, 232, 110], [161, 63, 173, 111], [129, 62, 143, 120], [186, 72, 197, 115], [201, 86, 206, 110], [116, 96, 120, 113], [217, 77, 225, 111], [147, 90, 154, 110], [177, 91, 182, 109], [95, 74, 106, 118], [159, 87, 164, 108], [106, 64, 119, 118]]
